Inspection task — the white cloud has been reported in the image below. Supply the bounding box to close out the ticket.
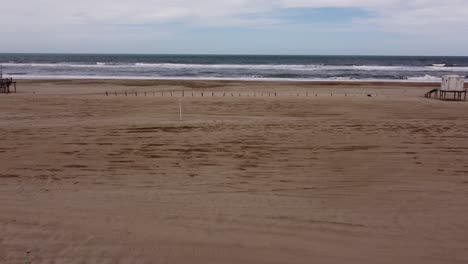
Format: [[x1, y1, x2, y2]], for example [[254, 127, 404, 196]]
[[1, 0, 467, 29], [0, 0, 467, 53]]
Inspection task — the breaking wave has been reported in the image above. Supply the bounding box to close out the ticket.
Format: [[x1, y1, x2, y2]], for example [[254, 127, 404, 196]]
[[4, 62, 468, 72], [2, 54, 467, 83], [407, 74, 442, 81]]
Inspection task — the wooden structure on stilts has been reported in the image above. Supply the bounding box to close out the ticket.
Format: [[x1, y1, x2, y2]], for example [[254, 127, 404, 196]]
[[0, 65, 17, 94], [0, 78, 17, 94], [425, 75, 466, 101]]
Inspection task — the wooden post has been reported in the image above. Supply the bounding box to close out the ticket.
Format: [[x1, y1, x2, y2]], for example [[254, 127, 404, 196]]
[[179, 99, 183, 121]]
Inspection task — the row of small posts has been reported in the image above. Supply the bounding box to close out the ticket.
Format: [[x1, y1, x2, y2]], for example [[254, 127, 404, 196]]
[[105, 91, 373, 97]]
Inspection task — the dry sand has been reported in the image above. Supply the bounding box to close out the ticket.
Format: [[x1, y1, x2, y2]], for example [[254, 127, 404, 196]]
[[1, 80, 468, 264]]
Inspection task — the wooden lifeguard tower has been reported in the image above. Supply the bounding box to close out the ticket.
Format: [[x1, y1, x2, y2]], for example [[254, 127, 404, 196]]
[[425, 75, 466, 101]]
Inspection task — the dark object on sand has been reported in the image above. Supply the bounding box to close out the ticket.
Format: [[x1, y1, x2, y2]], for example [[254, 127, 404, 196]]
[[0, 78, 17, 94], [367, 94, 372, 97]]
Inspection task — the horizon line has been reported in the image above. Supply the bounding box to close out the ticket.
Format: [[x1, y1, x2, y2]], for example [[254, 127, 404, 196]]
[[1, 52, 468, 58]]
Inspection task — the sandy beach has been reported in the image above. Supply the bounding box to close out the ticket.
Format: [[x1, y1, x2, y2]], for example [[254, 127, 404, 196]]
[[1, 79, 468, 264]]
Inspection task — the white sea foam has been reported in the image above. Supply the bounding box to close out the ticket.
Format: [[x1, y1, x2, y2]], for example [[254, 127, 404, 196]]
[[4, 62, 132, 68], [129, 63, 414, 71], [4, 62, 468, 72], [134, 63, 318, 70], [329, 77, 352, 80], [8, 74, 445, 83], [4, 62, 101, 68], [425, 66, 468, 71], [351, 65, 403, 71], [407, 74, 442, 81]]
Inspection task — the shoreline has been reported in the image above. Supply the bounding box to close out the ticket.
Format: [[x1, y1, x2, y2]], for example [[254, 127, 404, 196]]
[[7, 75, 446, 83]]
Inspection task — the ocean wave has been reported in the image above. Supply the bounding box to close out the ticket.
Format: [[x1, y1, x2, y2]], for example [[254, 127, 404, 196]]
[[96, 62, 130, 66], [407, 74, 441, 81], [3, 62, 133, 68], [430, 63, 461, 67], [7, 74, 445, 83], [351, 65, 403, 70], [425, 66, 468, 71], [9, 72, 28, 75], [134, 63, 319, 70], [3, 62, 468, 72], [3, 62, 103, 68], [329, 77, 352, 80]]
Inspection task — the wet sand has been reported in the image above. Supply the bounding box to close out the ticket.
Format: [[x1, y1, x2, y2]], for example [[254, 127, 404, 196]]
[[1, 80, 468, 264]]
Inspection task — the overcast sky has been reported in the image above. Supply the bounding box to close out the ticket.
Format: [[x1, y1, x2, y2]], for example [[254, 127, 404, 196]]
[[1, 0, 467, 55]]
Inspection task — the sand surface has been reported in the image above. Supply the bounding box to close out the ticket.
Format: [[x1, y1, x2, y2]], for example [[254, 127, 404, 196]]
[[1, 80, 468, 264]]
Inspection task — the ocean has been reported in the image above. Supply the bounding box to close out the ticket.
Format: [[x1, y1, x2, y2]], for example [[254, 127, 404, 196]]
[[1, 53, 468, 82]]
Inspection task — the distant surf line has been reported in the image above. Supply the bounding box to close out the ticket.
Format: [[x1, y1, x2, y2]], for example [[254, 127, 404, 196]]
[[7, 74, 445, 83], [4, 62, 468, 71]]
